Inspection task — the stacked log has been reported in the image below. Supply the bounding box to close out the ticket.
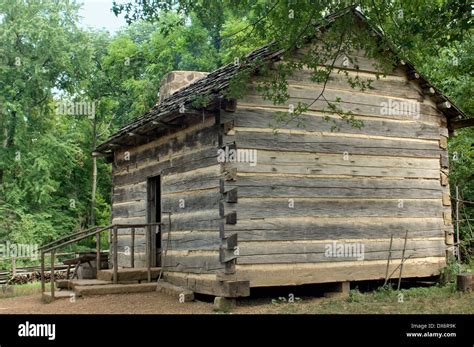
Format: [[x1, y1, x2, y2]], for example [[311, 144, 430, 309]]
[[0, 271, 9, 285], [8, 270, 68, 285]]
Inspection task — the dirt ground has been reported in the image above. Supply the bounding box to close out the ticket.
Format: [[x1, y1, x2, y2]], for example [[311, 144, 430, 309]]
[[0, 288, 472, 314], [0, 291, 284, 314]]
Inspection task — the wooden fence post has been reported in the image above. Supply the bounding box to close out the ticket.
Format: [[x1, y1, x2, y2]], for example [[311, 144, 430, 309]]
[[131, 228, 135, 268], [146, 225, 151, 283], [96, 230, 101, 273], [11, 257, 16, 277], [40, 252, 45, 293], [113, 226, 118, 284], [50, 250, 55, 299]]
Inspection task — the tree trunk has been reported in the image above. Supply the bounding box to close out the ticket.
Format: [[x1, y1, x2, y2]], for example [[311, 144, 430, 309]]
[[91, 115, 97, 226], [0, 111, 17, 186]]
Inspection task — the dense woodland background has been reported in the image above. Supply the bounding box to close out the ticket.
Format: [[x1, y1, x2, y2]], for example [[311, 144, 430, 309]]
[[0, 0, 472, 268]]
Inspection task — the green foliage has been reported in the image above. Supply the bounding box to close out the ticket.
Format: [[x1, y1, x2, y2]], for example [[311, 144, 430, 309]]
[[348, 288, 362, 303], [440, 258, 463, 284]]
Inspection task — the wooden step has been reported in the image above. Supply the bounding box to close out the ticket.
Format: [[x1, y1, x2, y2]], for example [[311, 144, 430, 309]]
[[97, 267, 161, 282], [74, 282, 157, 296], [69, 279, 111, 288], [56, 279, 112, 290], [56, 279, 71, 289], [42, 290, 74, 303]]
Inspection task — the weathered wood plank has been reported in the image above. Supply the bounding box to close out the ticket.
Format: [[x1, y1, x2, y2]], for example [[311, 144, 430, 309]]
[[163, 252, 223, 274], [231, 152, 440, 178], [283, 69, 421, 100], [163, 272, 249, 297], [162, 189, 221, 214], [166, 210, 221, 232], [112, 209, 221, 232], [246, 84, 438, 117], [238, 238, 444, 256], [228, 130, 441, 158], [293, 48, 405, 76], [246, 150, 440, 169], [225, 198, 443, 219], [161, 165, 221, 194], [228, 107, 440, 140], [240, 95, 440, 124], [237, 247, 445, 264], [113, 116, 217, 168], [113, 201, 146, 219], [230, 175, 441, 190], [225, 217, 445, 241], [227, 175, 442, 198], [233, 257, 446, 286], [113, 182, 147, 204], [234, 182, 442, 199], [161, 231, 220, 251], [113, 148, 219, 186]]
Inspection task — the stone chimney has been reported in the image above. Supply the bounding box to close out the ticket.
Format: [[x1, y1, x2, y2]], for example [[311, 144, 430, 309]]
[[158, 71, 209, 104]]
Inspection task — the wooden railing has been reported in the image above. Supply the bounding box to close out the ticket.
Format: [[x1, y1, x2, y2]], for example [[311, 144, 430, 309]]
[[39, 223, 161, 299], [0, 253, 74, 285]]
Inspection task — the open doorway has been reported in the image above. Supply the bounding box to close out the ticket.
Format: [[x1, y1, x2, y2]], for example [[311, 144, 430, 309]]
[[146, 175, 161, 266]]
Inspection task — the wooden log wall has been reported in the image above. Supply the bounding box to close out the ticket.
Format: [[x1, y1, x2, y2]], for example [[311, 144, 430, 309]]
[[218, 48, 453, 287], [112, 113, 224, 273]]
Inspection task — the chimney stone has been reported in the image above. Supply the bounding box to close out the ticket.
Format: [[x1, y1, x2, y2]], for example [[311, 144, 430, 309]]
[[158, 71, 208, 104]]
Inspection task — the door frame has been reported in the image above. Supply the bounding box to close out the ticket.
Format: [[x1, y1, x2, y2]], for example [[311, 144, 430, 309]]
[[146, 175, 161, 266]]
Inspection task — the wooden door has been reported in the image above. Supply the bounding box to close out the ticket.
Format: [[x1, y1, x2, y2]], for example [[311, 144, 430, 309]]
[[147, 175, 161, 266]]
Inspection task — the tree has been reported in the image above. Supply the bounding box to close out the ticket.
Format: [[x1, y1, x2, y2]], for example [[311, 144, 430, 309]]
[[0, 0, 100, 245]]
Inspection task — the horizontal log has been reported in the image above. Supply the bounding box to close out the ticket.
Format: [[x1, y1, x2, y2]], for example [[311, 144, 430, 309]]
[[238, 238, 444, 256], [293, 48, 404, 76], [247, 83, 439, 117], [161, 189, 221, 214], [230, 149, 440, 178], [228, 130, 441, 158], [449, 117, 474, 130], [113, 200, 146, 219], [112, 212, 221, 233], [113, 167, 221, 203], [237, 247, 445, 264], [113, 116, 217, 168], [161, 165, 221, 194], [111, 216, 146, 226], [161, 231, 220, 251], [226, 175, 442, 199], [224, 217, 445, 241], [225, 198, 443, 219], [233, 257, 446, 286], [227, 107, 440, 140], [281, 69, 421, 100], [113, 182, 147, 204], [167, 210, 221, 232], [163, 272, 249, 297], [163, 253, 223, 274], [112, 148, 219, 186], [240, 95, 441, 125]]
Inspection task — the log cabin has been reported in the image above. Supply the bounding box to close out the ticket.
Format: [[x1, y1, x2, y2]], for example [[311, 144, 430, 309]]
[[93, 7, 472, 298]]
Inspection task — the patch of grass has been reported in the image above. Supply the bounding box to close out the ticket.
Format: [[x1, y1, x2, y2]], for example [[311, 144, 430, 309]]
[[0, 282, 50, 299], [440, 258, 463, 284], [270, 284, 473, 314]]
